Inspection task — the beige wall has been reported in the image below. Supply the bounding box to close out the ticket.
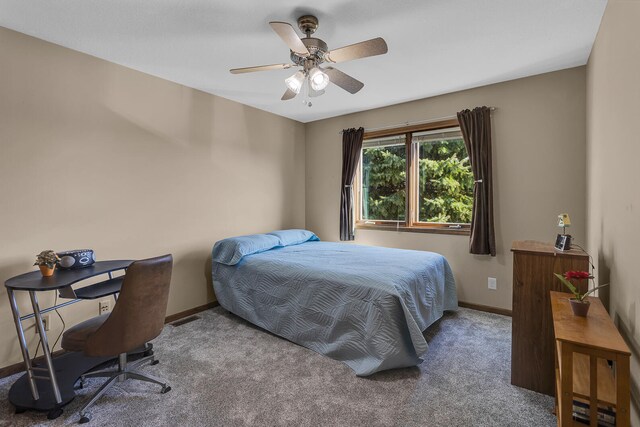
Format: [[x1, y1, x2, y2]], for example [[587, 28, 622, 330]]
[[586, 0, 640, 422], [0, 21, 595, 377], [306, 68, 587, 310], [0, 27, 305, 369]]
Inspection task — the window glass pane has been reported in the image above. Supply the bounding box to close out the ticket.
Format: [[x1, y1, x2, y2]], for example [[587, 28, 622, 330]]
[[361, 136, 406, 221], [414, 129, 473, 224]]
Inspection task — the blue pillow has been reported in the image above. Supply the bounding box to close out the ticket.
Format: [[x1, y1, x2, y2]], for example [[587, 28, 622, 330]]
[[267, 229, 320, 246], [212, 234, 281, 265]]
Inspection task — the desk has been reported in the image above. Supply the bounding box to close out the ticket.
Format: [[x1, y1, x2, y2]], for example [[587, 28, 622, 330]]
[[4, 260, 133, 419]]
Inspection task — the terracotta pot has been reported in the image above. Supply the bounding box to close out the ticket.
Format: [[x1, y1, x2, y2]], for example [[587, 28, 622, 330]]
[[39, 265, 55, 277], [570, 298, 590, 317]]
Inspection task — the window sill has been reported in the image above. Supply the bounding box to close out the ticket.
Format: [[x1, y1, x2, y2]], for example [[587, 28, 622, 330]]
[[356, 223, 470, 236]]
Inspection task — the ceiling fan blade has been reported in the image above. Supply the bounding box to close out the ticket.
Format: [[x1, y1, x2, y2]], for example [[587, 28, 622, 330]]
[[325, 37, 388, 63], [230, 63, 293, 74], [269, 22, 310, 56], [281, 88, 298, 101], [324, 67, 364, 94]]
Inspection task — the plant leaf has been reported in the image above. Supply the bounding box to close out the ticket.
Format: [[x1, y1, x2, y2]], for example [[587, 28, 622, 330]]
[[582, 284, 610, 298], [554, 273, 581, 299]]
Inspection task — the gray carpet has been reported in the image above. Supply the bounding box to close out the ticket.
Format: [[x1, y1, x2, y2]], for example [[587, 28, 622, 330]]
[[0, 307, 555, 427]]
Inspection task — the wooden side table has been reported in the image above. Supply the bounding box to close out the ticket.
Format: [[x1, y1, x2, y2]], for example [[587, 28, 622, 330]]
[[551, 291, 631, 426]]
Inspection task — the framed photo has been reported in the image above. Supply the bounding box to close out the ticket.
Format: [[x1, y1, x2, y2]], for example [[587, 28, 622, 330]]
[[555, 234, 572, 251]]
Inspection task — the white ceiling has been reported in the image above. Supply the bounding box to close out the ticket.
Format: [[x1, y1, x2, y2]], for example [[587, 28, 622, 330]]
[[0, 0, 607, 123]]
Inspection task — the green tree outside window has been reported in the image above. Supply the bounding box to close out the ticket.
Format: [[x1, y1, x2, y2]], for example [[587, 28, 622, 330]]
[[361, 137, 473, 224]]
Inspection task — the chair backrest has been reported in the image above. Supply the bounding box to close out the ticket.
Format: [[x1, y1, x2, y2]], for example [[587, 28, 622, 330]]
[[85, 254, 173, 357]]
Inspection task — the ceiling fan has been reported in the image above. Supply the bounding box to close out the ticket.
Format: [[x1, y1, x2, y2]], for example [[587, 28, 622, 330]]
[[230, 15, 388, 106]]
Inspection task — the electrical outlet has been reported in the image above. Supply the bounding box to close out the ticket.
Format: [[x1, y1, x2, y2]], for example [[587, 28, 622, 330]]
[[99, 300, 111, 315], [36, 315, 50, 334], [488, 277, 497, 290]]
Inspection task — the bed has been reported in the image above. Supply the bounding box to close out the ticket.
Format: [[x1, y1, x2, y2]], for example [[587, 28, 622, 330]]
[[211, 229, 458, 376]]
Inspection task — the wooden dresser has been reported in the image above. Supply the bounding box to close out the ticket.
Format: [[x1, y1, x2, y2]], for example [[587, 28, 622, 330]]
[[511, 240, 589, 396]]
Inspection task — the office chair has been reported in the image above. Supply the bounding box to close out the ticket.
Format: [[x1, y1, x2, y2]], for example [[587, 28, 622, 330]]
[[61, 254, 173, 423]]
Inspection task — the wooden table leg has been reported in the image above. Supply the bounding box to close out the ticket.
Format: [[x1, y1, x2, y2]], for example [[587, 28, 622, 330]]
[[559, 342, 574, 426], [616, 354, 631, 427]]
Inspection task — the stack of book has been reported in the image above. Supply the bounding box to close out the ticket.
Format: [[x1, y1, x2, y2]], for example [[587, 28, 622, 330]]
[[573, 401, 616, 427]]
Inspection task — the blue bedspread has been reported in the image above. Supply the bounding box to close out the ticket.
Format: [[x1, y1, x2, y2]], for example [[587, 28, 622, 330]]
[[212, 241, 457, 376]]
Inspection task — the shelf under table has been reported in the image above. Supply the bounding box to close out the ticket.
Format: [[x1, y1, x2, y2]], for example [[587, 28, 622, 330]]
[[60, 276, 123, 300]]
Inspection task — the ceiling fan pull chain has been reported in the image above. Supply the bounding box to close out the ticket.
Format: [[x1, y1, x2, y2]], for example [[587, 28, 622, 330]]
[[303, 77, 312, 107]]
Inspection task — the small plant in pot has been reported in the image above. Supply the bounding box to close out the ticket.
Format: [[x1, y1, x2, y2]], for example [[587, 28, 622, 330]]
[[554, 271, 609, 317], [34, 250, 60, 277]]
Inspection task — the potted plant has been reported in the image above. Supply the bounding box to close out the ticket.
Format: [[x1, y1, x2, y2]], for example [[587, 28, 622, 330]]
[[34, 250, 60, 277], [554, 270, 609, 317]]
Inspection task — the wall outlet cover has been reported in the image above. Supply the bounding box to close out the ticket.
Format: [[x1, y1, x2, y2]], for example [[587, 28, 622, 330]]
[[36, 315, 50, 334], [99, 300, 111, 315], [488, 277, 497, 290]]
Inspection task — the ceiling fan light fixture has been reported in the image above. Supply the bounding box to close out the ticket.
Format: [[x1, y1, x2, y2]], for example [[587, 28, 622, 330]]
[[285, 71, 305, 94], [230, 16, 388, 101], [309, 67, 330, 91]]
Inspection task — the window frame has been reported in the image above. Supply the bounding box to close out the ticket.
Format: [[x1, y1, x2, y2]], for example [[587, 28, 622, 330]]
[[354, 118, 472, 236]]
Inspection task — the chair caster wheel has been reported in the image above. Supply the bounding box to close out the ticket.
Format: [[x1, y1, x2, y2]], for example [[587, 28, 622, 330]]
[[161, 385, 171, 394], [14, 406, 27, 414], [47, 407, 63, 420], [79, 414, 91, 424], [151, 360, 159, 365]]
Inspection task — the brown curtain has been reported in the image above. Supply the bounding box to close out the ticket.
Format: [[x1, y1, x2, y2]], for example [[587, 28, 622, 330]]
[[457, 107, 496, 256], [340, 127, 364, 241]]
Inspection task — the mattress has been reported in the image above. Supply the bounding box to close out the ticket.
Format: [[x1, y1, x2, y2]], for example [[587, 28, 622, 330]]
[[212, 240, 457, 375]]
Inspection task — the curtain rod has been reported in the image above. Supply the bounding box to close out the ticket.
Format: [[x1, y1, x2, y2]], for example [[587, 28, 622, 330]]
[[338, 107, 497, 135]]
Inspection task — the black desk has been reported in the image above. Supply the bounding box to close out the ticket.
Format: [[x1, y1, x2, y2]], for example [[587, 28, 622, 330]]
[[5, 260, 133, 419]]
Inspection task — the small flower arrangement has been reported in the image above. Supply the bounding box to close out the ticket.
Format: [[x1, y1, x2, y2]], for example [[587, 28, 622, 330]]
[[34, 250, 60, 277], [34, 250, 60, 268], [554, 271, 608, 302], [554, 270, 609, 316]]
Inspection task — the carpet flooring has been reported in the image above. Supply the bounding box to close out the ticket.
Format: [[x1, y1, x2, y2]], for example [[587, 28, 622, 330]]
[[0, 307, 556, 427]]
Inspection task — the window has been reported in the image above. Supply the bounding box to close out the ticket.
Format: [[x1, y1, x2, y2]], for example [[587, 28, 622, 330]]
[[356, 119, 473, 234], [361, 135, 406, 222]]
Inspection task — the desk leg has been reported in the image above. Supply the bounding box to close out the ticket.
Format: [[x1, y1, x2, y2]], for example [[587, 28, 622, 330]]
[[6, 289, 39, 401], [28, 291, 62, 404]]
